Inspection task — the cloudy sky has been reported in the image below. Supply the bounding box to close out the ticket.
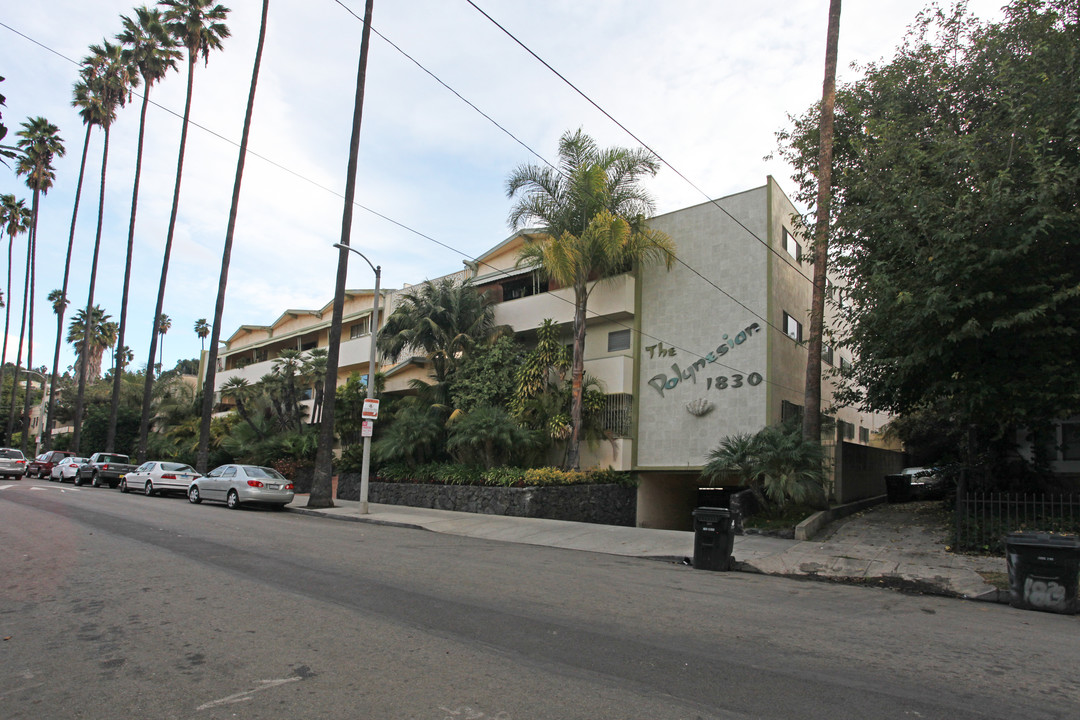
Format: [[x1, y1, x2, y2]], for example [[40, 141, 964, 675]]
[[1, 0, 1007, 377]]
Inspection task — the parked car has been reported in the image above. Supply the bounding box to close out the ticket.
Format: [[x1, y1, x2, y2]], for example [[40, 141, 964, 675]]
[[51, 456, 88, 483], [28, 450, 75, 479], [899, 466, 946, 499], [121, 461, 201, 497], [187, 464, 295, 510], [76, 452, 139, 488], [0, 447, 27, 479]]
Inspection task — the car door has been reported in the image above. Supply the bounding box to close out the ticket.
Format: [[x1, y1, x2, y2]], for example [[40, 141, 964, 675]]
[[218, 465, 238, 501], [128, 462, 153, 491]]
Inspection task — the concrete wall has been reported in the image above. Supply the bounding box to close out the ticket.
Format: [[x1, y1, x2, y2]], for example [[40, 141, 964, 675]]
[[834, 441, 906, 504]]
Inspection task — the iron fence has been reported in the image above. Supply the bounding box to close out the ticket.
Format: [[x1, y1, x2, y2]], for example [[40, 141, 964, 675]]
[[955, 493, 1080, 553]]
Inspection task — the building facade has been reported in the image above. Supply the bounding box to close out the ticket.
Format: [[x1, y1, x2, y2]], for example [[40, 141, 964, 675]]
[[214, 178, 890, 529]]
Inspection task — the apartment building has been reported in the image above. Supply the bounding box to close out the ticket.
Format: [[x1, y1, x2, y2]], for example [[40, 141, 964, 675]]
[[214, 177, 890, 528]]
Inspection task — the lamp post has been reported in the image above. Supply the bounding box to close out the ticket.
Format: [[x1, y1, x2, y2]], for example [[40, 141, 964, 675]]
[[333, 242, 380, 514]]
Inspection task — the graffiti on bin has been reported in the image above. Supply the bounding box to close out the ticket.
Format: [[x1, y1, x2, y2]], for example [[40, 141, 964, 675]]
[[1024, 576, 1068, 611]]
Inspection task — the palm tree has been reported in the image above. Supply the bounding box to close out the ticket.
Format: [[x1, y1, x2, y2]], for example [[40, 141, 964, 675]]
[[44, 73, 111, 451], [67, 306, 119, 381], [272, 348, 305, 431], [196, 0, 267, 474], [302, 347, 328, 425], [507, 128, 675, 468], [0, 194, 30, 443], [377, 276, 507, 397], [138, 0, 230, 463], [194, 317, 209, 351], [156, 313, 172, 369], [108, 5, 182, 452], [71, 40, 138, 454], [220, 375, 264, 439], [10, 118, 64, 447]]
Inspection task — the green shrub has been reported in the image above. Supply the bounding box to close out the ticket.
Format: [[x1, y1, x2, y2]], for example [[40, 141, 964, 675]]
[[481, 466, 528, 486]]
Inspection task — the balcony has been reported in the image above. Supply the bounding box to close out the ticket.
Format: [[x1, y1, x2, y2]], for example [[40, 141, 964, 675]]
[[493, 273, 635, 332]]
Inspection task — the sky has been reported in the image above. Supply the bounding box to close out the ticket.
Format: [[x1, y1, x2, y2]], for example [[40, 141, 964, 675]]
[[0, 0, 1008, 378]]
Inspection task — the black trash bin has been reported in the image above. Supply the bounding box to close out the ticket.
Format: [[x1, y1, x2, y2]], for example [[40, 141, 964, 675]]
[[885, 473, 912, 503], [692, 507, 734, 571], [1005, 532, 1080, 615]]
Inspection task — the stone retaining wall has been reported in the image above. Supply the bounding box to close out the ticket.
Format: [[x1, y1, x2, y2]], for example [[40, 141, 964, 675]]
[[336, 474, 636, 527]]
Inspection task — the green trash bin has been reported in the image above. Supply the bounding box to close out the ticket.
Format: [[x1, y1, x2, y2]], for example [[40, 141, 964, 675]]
[[692, 507, 734, 571], [1005, 532, 1080, 614]]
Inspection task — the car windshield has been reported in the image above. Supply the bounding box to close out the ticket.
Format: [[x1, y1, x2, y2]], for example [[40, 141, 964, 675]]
[[0, 449, 24, 459], [161, 463, 195, 473], [245, 466, 286, 481]]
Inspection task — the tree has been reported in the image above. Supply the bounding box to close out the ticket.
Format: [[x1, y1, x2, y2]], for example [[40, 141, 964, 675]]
[[11, 117, 64, 448], [302, 347, 328, 425], [44, 70, 111, 452], [220, 375, 264, 439], [270, 348, 304, 431], [138, 0, 230, 463], [156, 313, 172, 368], [377, 276, 508, 403], [507, 129, 675, 468], [71, 40, 138, 454], [67, 306, 119, 382], [0, 76, 14, 166], [0, 194, 30, 442], [802, 0, 842, 445], [776, 0, 1080, 483], [108, 4, 182, 452], [197, 0, 268, 474], [194, 317, 209, 351]]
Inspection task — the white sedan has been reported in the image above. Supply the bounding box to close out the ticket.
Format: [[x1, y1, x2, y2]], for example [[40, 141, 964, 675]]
[[187, 464, 294, 510], [51, 456, 88, 483], [121, 461, 202, 496]]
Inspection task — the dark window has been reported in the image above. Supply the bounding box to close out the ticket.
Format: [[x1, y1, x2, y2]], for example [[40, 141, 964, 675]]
[[859, 427, 870, 443], [1062, 423, 1080, 461], [350, 317, 371, 338], [607, 329, 631, 352], [822, 344, 834, 366], [502, 274, 538, 301], [300, 341, 317, 351], [781, 400, 803, 422], [838, 420, 855, 440]]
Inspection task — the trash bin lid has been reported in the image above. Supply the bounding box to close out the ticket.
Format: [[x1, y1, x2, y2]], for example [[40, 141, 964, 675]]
[[1005, 532, 1080, 549], [693, 506, 730, 519]]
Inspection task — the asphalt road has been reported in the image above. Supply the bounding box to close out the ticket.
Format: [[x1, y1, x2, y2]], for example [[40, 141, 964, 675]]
[[2, 477, 1078, 719]]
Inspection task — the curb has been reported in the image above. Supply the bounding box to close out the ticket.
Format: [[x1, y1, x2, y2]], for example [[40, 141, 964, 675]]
[[284, 506, 429, 533]]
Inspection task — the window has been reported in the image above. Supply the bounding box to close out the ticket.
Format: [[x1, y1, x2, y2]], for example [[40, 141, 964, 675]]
[[783, 312, 802, 341], [502, 273, 539, 301], [1062, 423, 1080, 461], [840, 356, 852, 372], [782, 228, 801, 260], [781, 400, 803, 423], [300, 341, 317, 351], [859, 427, 870, 444], [607, 329, 631, 352], [350, 316, 371, 339], [838, 420, 855, 440], [600, 394, 632, 438], [822, 344, 834, 366]]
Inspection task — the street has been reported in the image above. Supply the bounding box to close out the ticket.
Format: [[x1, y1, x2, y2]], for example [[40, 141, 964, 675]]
[[2, 477, 1078, 719]]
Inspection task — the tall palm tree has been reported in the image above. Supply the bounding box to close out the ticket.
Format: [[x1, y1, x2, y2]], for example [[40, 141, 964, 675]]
[[10, 118, 64, 447], [196, 0, 267, 474], [108, 5, 182, 451], [194, 317, 209, 351], [507, 128, 674, 468], [138, 0, 230, 463], [43, 76, 110, 451], [67, 306, 119, 381], [0, 194, 30, 443], [71, 40, 138, 454], [156, 313, 171, 369]]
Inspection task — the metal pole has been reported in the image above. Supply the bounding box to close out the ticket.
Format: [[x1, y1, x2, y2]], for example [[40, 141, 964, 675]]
[[359, 266, 380, 513]]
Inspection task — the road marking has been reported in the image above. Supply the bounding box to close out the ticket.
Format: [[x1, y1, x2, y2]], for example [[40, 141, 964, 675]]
[[196, 677, 301, 711]]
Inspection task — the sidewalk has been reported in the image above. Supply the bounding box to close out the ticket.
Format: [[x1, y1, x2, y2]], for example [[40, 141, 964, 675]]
[[286, 496, 1007, 603]]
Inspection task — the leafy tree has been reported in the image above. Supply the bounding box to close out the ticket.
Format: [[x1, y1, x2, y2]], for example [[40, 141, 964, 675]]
[[449, 335, 522, 414], [109, 4, 182, 452], [446, 405, 538, 470], [776, 0, 1080, 482], [507, 129, 675, 468], [372, 404, 445, 468], [138, 0, 230, 463], [78, 403, 141, 456]]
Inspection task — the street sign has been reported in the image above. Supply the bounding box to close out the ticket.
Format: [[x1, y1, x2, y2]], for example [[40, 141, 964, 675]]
[[361, 420, 373, 438], [362, 398, 380, 420]]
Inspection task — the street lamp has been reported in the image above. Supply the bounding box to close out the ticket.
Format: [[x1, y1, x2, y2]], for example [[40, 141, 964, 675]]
[[332, 242, 381, 514]]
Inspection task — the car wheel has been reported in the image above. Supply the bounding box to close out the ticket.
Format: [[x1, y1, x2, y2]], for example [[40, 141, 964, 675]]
[[226, 490, 240, 510], [73, 474, 83, 487], [120, 478, 129, 493], [91, 472, 101, 488], [144, 481, 154, 497], [188, 485, 202, 504]]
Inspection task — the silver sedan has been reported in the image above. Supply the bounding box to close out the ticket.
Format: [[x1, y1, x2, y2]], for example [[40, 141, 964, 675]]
[[187, 464, 294, 510], [121, 461, 202, 496]]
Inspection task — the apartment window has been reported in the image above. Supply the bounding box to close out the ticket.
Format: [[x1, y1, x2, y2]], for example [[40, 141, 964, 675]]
[[607, 329, 631, 352], [822, 343, 834, 366], [783, 312, 802, 341], [781, 400, 803, 423], [300, 341, 317, 351], [502, 273, 539, 301], [859, 426, 870, 444], [782, 228, 801, 260], [600, 394, 633, 438], [838, 420, 855, 440], [1062, 423, 1080, 461], [840, 356, 852, 372], [350, 316, 371, 339]]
